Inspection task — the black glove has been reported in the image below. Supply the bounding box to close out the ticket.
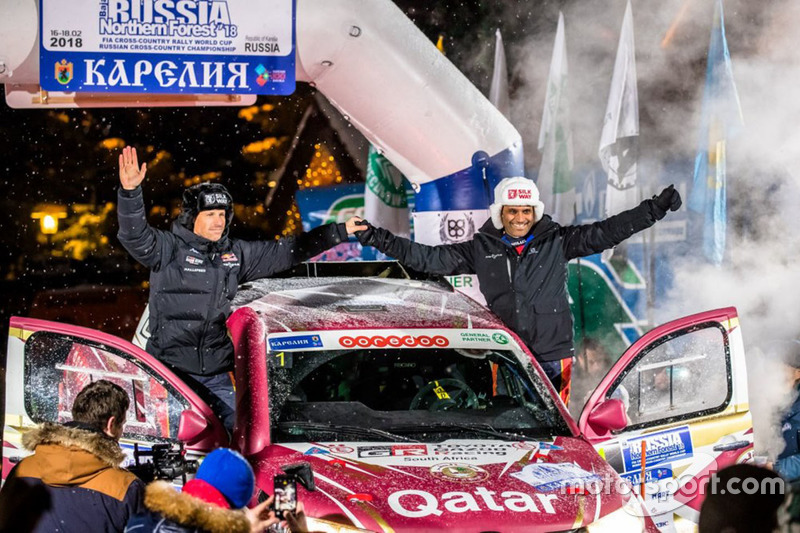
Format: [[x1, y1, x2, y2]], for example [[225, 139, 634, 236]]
[[353, 219, 375, 246], [652, 184, 682, 219]]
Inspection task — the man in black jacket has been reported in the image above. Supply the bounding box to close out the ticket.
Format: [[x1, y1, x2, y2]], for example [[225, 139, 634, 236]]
[[117, 146, 361, 430], [354, 176, 681, 405]]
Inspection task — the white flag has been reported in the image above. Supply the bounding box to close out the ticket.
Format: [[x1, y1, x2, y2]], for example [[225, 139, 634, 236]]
[[489, 29, 510, 119], [599, 0, 639, 219], [537, 12, 575, 224], [364, 145, 410, 238]]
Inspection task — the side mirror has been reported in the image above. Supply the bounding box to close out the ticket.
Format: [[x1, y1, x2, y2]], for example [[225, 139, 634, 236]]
[[282, 462, 316, 491], [178, 409, 210, 445], [587, 398, 628, 434]]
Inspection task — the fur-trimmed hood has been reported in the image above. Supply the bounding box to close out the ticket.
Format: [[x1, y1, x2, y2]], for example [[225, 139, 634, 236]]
[[144, 481, 251, 533], [22, 421, 126, 468]]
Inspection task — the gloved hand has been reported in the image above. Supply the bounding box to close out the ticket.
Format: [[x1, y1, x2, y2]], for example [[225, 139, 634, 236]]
[[351, 217, 376, 246], [652, 184, 682, 219]]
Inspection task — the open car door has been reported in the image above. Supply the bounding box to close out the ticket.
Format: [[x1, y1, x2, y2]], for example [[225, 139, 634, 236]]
[[578, 307, 752, 532], [3, 317, 228, 479]]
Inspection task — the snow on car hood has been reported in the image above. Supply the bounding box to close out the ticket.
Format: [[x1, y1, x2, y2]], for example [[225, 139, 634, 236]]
[[254, 436, 630, 532]]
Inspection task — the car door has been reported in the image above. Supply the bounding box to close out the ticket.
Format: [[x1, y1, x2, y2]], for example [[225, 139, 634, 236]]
[[578, 307, 752, 532], [3, 317, 228, 479]]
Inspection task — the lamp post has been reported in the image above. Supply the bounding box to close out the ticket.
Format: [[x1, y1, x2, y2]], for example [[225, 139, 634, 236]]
[[31, 204, 68, 247]]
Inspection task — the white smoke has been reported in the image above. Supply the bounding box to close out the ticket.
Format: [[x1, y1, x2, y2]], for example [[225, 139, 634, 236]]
[[501, 0, 800, 453]]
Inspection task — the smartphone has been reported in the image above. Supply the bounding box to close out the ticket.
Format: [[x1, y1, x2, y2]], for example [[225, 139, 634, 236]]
[[272, 474, 297, 519]]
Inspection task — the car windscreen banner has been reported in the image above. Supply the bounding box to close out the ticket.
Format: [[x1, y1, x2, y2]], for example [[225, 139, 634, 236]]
[[39, 0, 296, 95], [266, 329, 519, 353]]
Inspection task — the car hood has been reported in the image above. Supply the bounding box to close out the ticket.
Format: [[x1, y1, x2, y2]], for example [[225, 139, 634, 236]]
[[254, 436, 633, 532]]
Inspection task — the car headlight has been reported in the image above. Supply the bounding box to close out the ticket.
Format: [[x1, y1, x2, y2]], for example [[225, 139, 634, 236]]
[[586, 505, 645, 532], [305, 516, 374, 533]]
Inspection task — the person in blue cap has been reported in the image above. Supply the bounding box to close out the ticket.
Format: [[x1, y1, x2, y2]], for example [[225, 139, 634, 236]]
[[125, 448, 277, 533]]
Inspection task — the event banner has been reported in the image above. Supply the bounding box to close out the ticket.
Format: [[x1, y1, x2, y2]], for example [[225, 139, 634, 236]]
[[40, 0, 295, 94]]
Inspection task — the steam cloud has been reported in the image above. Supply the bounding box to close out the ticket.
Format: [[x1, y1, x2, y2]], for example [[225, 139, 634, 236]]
[[497, 0, 800, 453]]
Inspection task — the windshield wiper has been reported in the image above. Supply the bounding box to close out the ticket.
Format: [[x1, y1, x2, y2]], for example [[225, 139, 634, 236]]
[[278, 421, 420, 443], [392, 422, 532, 441]]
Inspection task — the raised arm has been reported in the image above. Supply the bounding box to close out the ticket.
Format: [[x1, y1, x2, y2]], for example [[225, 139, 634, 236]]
[[119, 146, 147, 190], [562, 185, 681, 259], [116, 146, 168, 269], [237, 221, 351, 281], [354, 217, 474, 275]]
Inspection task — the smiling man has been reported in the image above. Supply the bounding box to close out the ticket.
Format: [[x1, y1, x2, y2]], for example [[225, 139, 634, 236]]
[[116, 146, 361, 430], [354, 176, 681, 404]]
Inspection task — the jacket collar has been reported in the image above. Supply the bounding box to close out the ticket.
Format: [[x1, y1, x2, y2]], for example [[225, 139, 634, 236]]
[[22, 422, 126, 468], [172, 222, 230, 253], [144, 481, 251, 533]]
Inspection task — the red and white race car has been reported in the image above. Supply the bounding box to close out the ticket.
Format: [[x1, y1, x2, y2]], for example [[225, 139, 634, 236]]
[[3, 262, 752, 532]]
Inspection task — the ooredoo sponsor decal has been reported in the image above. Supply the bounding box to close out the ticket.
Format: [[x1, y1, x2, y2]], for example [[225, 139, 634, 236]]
[[387, 487, 558, 518], [339, 334, 449, 348]]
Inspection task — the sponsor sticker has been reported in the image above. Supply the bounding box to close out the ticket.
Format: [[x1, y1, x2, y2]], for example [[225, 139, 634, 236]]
[[339, 334, 448, 349], [433, 443, 514, 457], [358, 444, 427, 458], [304, 447, 331, 456], [621, 426, 693, 471], [512, 463, 601, 493], [492, 333, 510, 345], [620, 466, 673, 486], [185, 255, 204, 265], [430, 463, 489, 483], [269, 334, 323, 350], [328, 444, 355, 454]]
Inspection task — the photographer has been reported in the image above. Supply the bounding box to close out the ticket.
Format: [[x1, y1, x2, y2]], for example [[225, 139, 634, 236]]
[[1, 380, 144, 533], [125, 448, 279, 533]]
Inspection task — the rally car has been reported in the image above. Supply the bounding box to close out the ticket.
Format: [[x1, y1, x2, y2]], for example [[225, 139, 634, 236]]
[[2, 262, 752, 532]]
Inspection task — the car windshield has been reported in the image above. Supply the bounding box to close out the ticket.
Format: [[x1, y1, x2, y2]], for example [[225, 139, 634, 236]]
[[268, 346, 570, 442]]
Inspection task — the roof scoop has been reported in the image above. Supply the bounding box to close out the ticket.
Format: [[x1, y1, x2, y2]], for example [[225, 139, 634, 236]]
[[337, 304, 387, 313]]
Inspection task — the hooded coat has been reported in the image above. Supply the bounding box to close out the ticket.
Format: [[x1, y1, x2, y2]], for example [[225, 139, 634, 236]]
[[117, 186, 348, 376], [3, 422, 144, 533], [124, 481, 252, 533], [357, 198, 666, 362]]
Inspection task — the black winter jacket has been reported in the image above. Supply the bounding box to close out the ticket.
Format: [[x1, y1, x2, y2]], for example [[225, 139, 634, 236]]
[[118, 186, 348, 375], [3, 422, 144, 533], [359, 198, 666, 362]]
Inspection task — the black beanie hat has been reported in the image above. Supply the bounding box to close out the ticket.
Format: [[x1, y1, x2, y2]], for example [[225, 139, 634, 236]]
[[178, 182, 234, 230]]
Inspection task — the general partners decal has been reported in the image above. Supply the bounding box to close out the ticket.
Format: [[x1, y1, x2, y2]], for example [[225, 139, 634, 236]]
[[40, 0, 295, 94], [620, 426, 693, 471]]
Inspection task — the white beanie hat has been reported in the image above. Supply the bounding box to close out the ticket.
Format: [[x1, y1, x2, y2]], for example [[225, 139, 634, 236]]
[[489, 177, 545, 230]]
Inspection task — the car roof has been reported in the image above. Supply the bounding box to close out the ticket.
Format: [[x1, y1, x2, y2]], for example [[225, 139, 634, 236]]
[[233, 273, 507, 333]]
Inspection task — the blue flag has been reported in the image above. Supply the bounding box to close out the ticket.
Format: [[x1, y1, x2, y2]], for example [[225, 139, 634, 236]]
[[687, 0, 744, 265]]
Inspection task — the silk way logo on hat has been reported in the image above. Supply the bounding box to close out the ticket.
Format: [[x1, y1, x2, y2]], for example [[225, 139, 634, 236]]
[[507, 189, 532, 200], [204, 193, 230, 206]]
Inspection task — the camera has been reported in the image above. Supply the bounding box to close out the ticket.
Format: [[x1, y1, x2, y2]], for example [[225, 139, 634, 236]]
[[129, 442, 198, 483]]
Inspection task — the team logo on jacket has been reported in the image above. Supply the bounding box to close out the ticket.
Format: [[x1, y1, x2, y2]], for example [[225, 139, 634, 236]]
[[439, 213, 475, 244], [185, 255, 204, 265], [221, 253, 239, 262]]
